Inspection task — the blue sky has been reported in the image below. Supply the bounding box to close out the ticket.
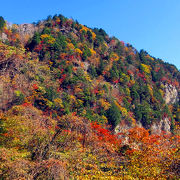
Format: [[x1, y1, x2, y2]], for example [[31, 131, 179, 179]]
[[1, 0, 180, 69]]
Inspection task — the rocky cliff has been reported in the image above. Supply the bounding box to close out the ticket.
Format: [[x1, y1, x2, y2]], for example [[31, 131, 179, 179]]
[[163, 83, 178, 104]]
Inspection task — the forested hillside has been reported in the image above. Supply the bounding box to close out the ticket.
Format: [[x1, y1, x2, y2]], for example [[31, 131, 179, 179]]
[[0, 14, 179, 179]]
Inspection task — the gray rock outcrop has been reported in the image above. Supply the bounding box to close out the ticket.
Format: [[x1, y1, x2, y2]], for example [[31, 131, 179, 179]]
[[150, 117, 171, 134], [17, 23, 37, 37], [163, 84, 178, 104]]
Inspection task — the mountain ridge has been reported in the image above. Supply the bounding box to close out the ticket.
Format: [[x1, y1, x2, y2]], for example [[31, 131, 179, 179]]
[[0, 14, 180, 179], [0, 14, 180, 131]]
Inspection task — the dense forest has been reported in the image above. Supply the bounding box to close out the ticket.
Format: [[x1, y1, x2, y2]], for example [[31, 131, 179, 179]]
[[0, 14, 179, 179]]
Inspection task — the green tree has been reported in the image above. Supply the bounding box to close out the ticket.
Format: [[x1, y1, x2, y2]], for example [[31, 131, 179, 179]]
[[139, 49, 148, 64], [88, 65, 97, 78], [87, 30, 93, 43], [130, 86, 140, 103], [27, 32, 41, 50], [0, 16, 5, 32], [134, 102, 152, 127], [82, 46, 91, 60], [106, 101, 121, 127]]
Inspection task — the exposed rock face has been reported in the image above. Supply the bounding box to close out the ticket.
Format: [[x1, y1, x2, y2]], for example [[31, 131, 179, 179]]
[[0, 33, 8, 42], [150, 84, 178, 134], [163, 84, 178, 104], [17, 24, 37, 37], [114, 123, 131, 145], [115, 116, 172, 135], [114, 121, 143, 144], [150, 118, 171, 134], [0, 23, 37, 43], [114, 123, 131, 134]]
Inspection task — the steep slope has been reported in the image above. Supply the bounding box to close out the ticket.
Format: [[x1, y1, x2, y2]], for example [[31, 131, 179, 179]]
[[1, 14, 179, 132], [0, 15, 180, 179]]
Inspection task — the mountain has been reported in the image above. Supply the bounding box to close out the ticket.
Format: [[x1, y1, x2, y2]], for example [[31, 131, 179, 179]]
[[0, 14, 179, 179]]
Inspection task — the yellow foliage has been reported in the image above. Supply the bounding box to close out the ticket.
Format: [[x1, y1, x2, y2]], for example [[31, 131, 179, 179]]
[[130, 79, 135, 85], [125, 46, 129, 52], [120, 73, 130, 83], [103, 42, 108, 48], [12, 24, 18, 29], [39, 65, 50, 73], [0, 42, 26, 60], [54, 98, 64, 108], [89, 48, 96, 55], [75, 48, 83, 55], [41, 34, 50, 39], [46, 100, 53, 108], [55, 18, 61, 23], [74, 86, 83, 93], [85, 73, 92, 82], [91, 32, 96, 40], [80, 25, 96, 40], [99, 99, 111, 110], [148, 84, 153, 97], [141, 63, 151, 74], [110, 53, 119, 61], [126, 87, 130, 96], [146, 55, 154, 61], [0, 105, 56, 148], [40, 34, 55, 44], [159, 89, 164, 97], [131, 117, 136, 126], [66, 43, 75, 50], [70, 95, 76, 102], [114, 100, 128, 117], [79, 25, 89, 33], [101, 115, 108, 124], [77, 99, 84, 105], [98, 89, 105, 96]]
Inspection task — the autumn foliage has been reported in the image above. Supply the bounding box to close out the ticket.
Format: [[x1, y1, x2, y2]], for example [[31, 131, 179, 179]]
[[0, 14, 180, 179]]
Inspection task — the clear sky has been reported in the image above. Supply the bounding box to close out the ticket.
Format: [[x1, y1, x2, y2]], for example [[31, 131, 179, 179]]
[[1, 0, 180, 69]]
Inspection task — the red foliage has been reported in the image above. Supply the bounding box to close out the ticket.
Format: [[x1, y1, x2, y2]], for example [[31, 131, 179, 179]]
[[32, 84, 38, 90], [127, 70, 134, 76], [126, 149, 137, 155], [102, 71, 107, 75], [91, 122, 121, 146], [172, 80, 179, 87], [60, 69, 64, 73], [162, 113, 168, 119], [2, 133, 8, 137], [72, 112, 77, 116], [65, 20, 73, 27], [93, 88, 99, 94], [110, 40, 116, 46], [22, 103, 32, 107], [60, 53, 67, 59], [59, 74, 67, 83], [63, 129, 71, 133], [161, 77, 171, 84], [113, 79, 119, 84], [127, 82, 132, 87], [128, 127, 149, 143], [138, 73, 144, 78], [155, 67, 160, 72], [69, 55, 74, 60], [35, 44, 43, 52]]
